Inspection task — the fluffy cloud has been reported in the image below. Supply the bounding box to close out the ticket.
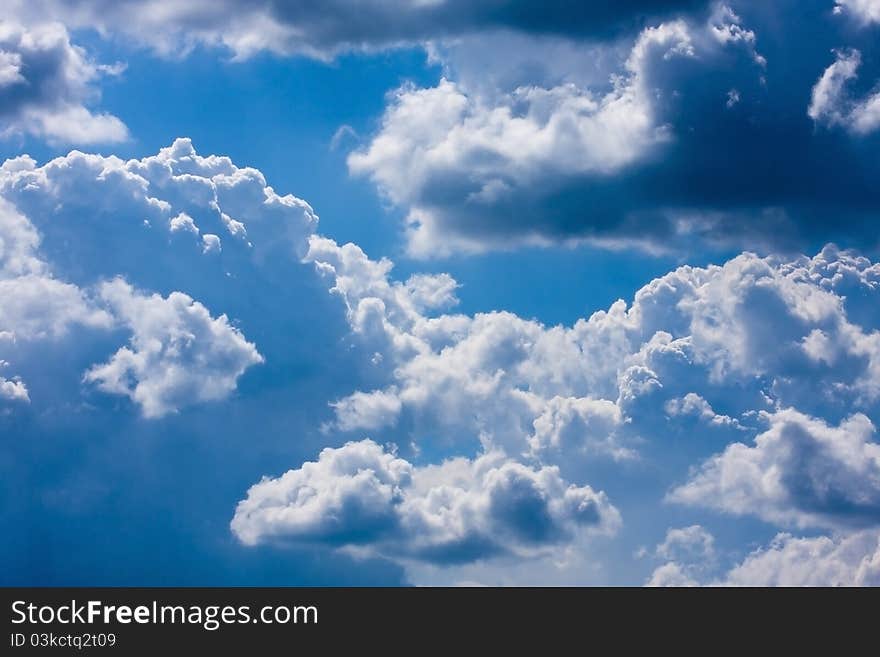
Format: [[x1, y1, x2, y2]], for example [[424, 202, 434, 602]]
[[645, 524, 716, 586], [84, 279, 264, 418], [0, 139, 318, 417], [231, 439, 619, 563], [311, 238, 880, 473], [281, 235, 880, 579], [231, 439, 412, 546], [529, 396, 630, 461], [723, 531, 880, 586], [0, 21, 126, 144], [669, 409, 880, 530], [646, 562, 699, 586], [0, 274, 110, 342], [0, 374, 28, 402], [0, 138, 318, 288], [9, 1, 880, 259], [346, 4, 880, 256], [664, 393, 742, 429], [649, 527, 880, 586], [349, 17, 717, 256], [7, 0, 706, 59], [6, 139, 880, 583], [809, 49, 880, 135], [655, 524, 716, 562]]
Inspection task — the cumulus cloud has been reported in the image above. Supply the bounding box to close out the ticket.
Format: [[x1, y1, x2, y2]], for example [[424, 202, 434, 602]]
[[670, 409, 880, 529], [529, 396, 631, 461], [349, 18, 710, 256], [650, 528, 880, 586], [331, 389, 403, 432], [345, 8, 781, 256], [723, 530, 880, 586], [6, 139, 880, 582], [83, 279, 264, 418], [0, 274, 110, 342], [310, 238, 880, 477], [645, 524, 716, 586], [665, 393, 742, 429], [646, 562, 700, 586], [231, 439, 620, 563], [0, 21, 127, 144], [345, 4, 880, 256], [0, 375, 28, 402], [0, 139, 318, 417], [0, 137, 318, 278], [243, 228, 880, 578], [657, 524, 715, 560], [809, 49, 880, 135], [8, 1, 880, 259]]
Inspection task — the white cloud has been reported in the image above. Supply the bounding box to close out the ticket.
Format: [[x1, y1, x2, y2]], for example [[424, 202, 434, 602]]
[[529, 396, 631, 461], [669, 409, 880, 529], [648, 526, 880, 586], [723, 531, 880, 586], [0, 375, 28, 402], [655, 524, 716, 562], [231, 439, 412, 547], [294, 236, 880, 582], [0, 194, 114, 410], [349, 21, 696, 256], [201, 233, 221, 253], [665, 392, 742, 429], [0, 139, 318, 417], [0, 21, 127, 144], [0, 191, 49, 278], [231, 438, 620, 563], [84, 278, 264, 418], [0, 137, 318, 269], [0, 196, 112, 343], [403, 273, 459, 313], [809, 49, 880, 135], [331, 389, 403, 432], [0, 274, 111, 341], [6, 139, 880, 582], [646, 562, 700, 586], [834, 0, 880, 24], [645, 524, 716, 586], [312, 238, 880, 476], [348, 12, 767, 256]]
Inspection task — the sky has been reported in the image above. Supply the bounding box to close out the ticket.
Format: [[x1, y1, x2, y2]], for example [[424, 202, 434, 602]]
[[2, 0, 880, 586]]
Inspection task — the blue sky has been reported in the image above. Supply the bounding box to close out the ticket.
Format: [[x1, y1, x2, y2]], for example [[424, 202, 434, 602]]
[[3, 1, 880, 586]]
